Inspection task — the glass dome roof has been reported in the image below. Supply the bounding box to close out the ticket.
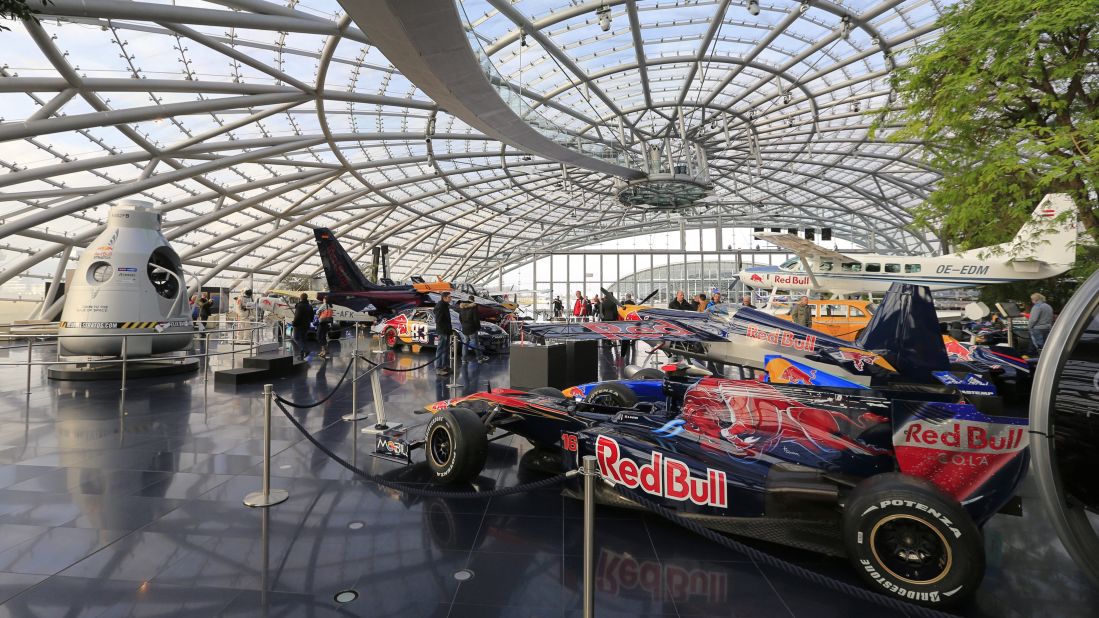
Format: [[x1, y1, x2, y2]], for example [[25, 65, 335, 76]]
[[0, 0, 949, 293]]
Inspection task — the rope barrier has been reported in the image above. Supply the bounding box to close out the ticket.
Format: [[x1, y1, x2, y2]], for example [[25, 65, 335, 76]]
[[607, 483, 964, 618], [357, 348, 445, 373], [275, 399, 573, 499], [273, 360, 354, 409], [268, 357, 958, 616]]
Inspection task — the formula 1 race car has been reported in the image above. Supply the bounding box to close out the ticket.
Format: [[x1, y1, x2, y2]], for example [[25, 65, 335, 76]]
[[401, 369, 1026, 608], [375, 307, 510, 354], [378, 287, 1029, 608]]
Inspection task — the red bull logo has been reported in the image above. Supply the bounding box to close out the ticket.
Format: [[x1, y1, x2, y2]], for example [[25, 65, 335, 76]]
[[773, 274, 810, 286], [749, 273, 765, 283], [894, 417, 1028, 500], [385, 313, 410, 334], [744, 325, 816, 351], [597, 549, 728, 603], [900, 421, 1026, 453], [780, 364, 816, 385], [835, 348, 890, 372], [596, 436, 727, 508], [942, 337, 972, 361], [586, 319, 692, 340]]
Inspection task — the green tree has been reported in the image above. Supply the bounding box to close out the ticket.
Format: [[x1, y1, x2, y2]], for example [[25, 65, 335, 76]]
[[881, 0, 1098, 274], [0, 0, 50, 30]]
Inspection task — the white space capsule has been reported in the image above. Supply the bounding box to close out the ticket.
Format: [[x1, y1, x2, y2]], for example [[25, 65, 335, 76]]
[[58, 200, 193, 356]]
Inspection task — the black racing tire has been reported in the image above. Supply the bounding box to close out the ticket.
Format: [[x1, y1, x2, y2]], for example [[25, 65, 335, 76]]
[[425, 407, 487, 484], [383, 327, 402, 350], [631, 368, 665, 380], [531, 387, 567, 399], [584, 382, 639, 408], [843, 472, 984, 607]]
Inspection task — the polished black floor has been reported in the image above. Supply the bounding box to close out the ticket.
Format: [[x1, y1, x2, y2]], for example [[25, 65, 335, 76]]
[[0, 334, 1095, 617]]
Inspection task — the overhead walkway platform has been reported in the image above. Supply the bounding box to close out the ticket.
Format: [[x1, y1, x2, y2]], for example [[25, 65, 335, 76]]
[[340, 0, 645, 180]]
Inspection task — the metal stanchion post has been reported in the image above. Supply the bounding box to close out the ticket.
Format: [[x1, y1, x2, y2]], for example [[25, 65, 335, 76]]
[[260, 505, 271, 613], [447, 334, 461, 389], [362, 362, 401, 434], [120, 335, 128, 393], [203, 332, 211, 381], [244, 384, 289, 508], [582, 455, 597, 618], [343, 324, 371, 422], [25, 336, 33, 395]]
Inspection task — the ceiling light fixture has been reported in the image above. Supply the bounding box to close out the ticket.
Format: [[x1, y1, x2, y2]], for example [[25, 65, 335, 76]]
[[597, 5, 611, 32], [747, 0, 760, 16], [840, 16, 852, 40]]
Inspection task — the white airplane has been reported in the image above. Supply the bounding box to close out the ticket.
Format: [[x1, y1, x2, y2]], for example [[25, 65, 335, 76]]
[[257, 294, 375, 323], [738, 193, 1078, 296]]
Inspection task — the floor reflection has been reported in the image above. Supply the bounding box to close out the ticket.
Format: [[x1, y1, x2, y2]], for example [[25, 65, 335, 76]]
[[0, 338, 1092, 616]]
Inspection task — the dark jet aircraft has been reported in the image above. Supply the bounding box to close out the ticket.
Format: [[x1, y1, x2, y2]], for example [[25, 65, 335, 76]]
[[314, 228, 513, 319]]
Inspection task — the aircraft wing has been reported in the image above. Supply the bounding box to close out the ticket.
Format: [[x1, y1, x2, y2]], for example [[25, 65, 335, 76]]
[[754, 233, 858, 264], [522, 317, 728, 343]]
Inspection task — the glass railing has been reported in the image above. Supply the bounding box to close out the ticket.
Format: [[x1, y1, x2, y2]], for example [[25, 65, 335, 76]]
[[456, 1, 642, 172]]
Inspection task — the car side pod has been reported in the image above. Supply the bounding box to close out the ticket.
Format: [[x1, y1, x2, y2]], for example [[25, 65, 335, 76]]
[[890, 399, 1029, 526]]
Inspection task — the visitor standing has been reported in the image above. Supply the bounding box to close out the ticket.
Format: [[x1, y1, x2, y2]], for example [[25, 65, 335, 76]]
[[1028, 293, 1053, 353], [291, 293, 314, 361], [459, 295, 487, 362], [669, 290, 693, 310], [197, 292, 213, 330], [790, 296, 813, 328], [316, 298, 334, 358], [572, 291, 585, 321], [434, 291, 454, 375]]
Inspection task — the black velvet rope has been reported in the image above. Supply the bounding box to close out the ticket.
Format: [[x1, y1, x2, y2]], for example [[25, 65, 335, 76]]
[[273, 360, 354, 409], [275, 399, 572, 499]]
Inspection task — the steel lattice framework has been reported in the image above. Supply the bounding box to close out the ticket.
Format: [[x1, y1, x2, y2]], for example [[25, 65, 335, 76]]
[[0, 0, 948, 297]]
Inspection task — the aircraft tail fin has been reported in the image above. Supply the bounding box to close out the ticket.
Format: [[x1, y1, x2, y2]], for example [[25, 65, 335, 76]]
[[1009, 193, 1077, 264], [313, 228, 373, 293], [953, 193, 1077, 265], [855, 283, 949, 382]]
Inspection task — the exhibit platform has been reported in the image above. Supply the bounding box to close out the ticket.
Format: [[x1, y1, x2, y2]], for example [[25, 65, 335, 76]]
[[0, 338, 1094, 617]]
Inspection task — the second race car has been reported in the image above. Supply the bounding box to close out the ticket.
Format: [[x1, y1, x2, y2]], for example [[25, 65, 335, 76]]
[[375, 307, 510, 355]]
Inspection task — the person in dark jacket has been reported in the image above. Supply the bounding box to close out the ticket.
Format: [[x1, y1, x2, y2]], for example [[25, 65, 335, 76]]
[[291, 293, 314, 360], [434, 291, 454, 375], [583, 296, 593, 320], [599, 291, 619, 322], [459, 295, 487, 362], [669, 290, 693, 311], [196, 292, 213, 330], [600, 290, 630, 357]]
